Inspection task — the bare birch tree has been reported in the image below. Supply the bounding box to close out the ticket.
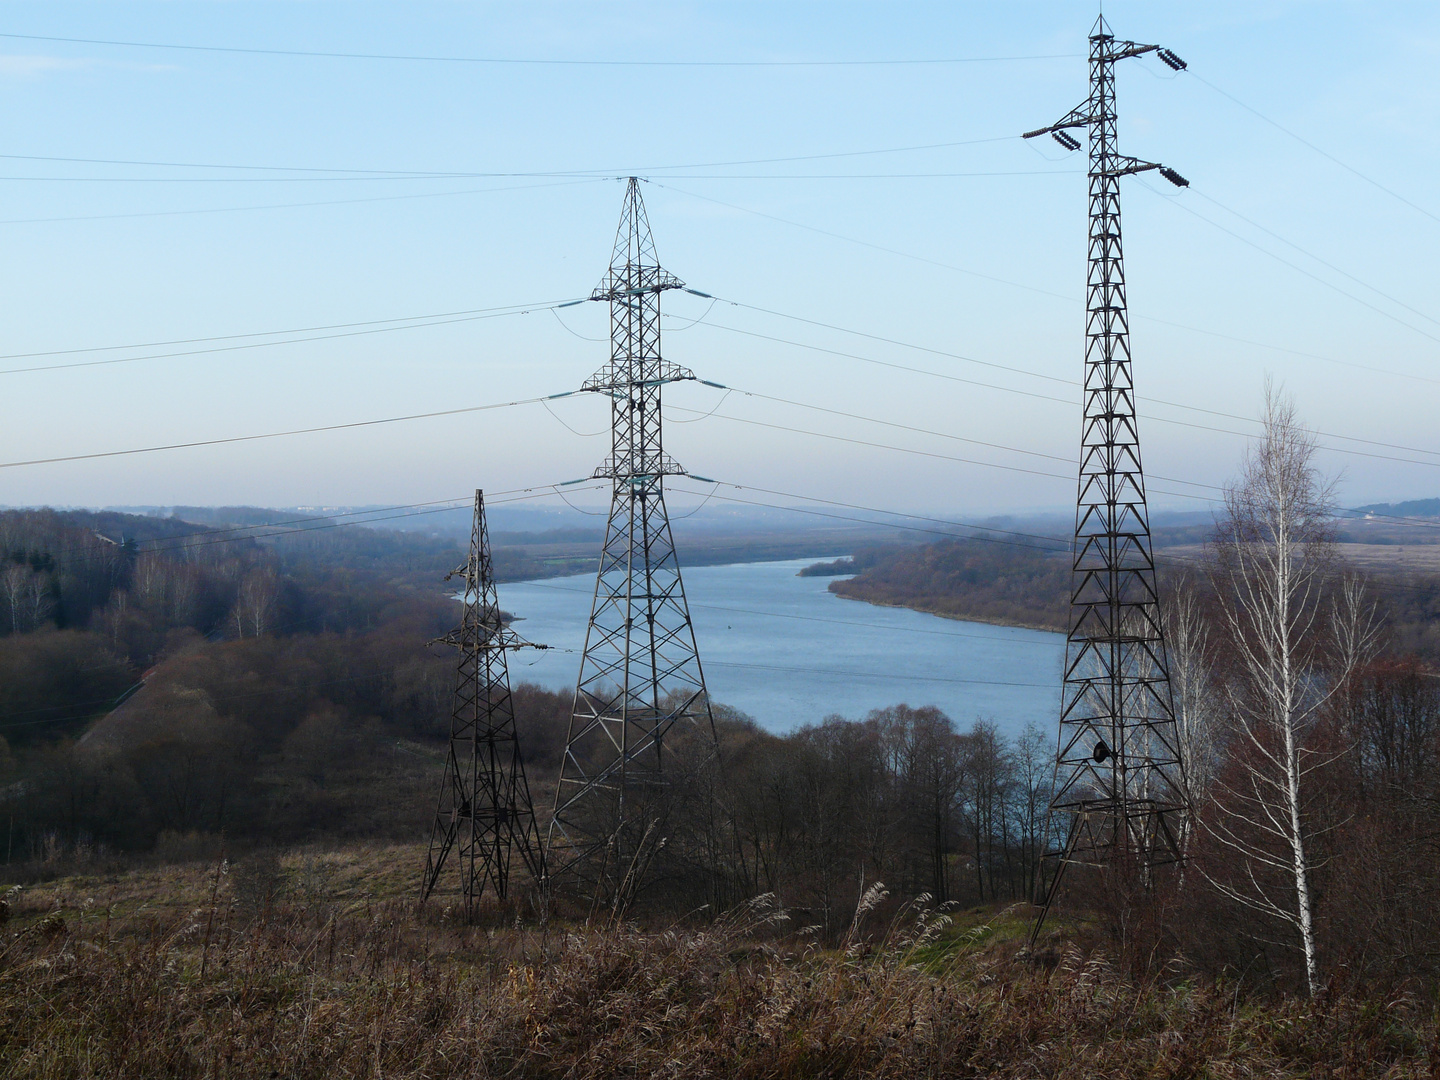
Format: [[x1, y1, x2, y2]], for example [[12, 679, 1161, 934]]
[[1203, 384, 1376, 997], [233, 566, 280, 638], [1165, 575, 1220, 811]]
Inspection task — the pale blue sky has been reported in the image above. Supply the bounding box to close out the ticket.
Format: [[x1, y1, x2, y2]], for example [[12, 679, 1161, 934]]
[[0, 1, 1437, 517]]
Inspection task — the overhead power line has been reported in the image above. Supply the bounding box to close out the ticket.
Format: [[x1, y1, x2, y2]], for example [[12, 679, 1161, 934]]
[[0, 169, 1078, 183], [1186, 187, 1440, 332], [0, 32, 1077, 66], [668, 481, 1440, 588], [702, 382, 1220, 492], [0, 300, 585, 376], [664, 402, 1218, 503], [0, 135, 1021, 180], [1188, 71, 1440, 228], [0, 392, 576, 469], [1140, 180, 1440, 348], [667, 308, 1440, 467], [0, 177, 605, 227], [0, 296, 584, 375], [687, 290, 1440, 460], [654, 182, 1440, 390]]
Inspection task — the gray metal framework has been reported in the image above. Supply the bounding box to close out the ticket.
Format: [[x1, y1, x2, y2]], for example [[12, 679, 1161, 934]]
[[547, 178, 718, 898], [421, 489, 545, 919], [1022, 17, 1190, 936]]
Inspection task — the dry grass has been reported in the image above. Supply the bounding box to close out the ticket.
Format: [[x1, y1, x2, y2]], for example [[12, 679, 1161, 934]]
[[1, 855, 1436, 1079], [1165, 541, 1440, 575]]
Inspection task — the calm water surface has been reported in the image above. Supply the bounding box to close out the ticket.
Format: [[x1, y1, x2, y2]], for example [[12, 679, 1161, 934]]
[[500, 558, 1065, 740]]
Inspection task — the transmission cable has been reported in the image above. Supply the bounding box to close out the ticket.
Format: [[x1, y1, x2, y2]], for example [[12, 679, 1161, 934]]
[[675, 387, 1440, 533], [695, 293, 1440, 458], [0, 134, 1022, 178], [703, 382, 1218, 489], [653, 181, 1440, 390], [667, 403, 1217, 502], [0, 168, 1079, 183], [0, 33, 1078, 67], [0, 176, 605, 228], [1187, 187, 1440, 331], [1138, 180, 1440, 348], [679, 479, 1440, 591], [703, 294, 1440, 434], [0, 295, 586, 375], [676, 314, 1440, 468], [27, 482, 611, 567], [0, 392, 579, 469], [672, 306, 1440, 466], [1188, 71, 1440, 229]]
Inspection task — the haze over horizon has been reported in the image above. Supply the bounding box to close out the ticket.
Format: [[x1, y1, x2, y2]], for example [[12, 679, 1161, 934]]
[[1, 1, 1437, 522]]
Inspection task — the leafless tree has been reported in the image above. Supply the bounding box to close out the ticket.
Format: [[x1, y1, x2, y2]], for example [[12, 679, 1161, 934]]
[[233, 566, 279, 638], [1202, 384, 1377, 997], [2, 564, 53, 633], [1166, 574, 1220, 813], [1010, 720, 1054, 900], [2, 564, 29, 633]]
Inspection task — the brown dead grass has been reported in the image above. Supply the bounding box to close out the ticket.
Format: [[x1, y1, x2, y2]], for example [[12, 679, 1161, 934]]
[[1165, 541, 1440, 575], [0, 854, 1436, 1079]]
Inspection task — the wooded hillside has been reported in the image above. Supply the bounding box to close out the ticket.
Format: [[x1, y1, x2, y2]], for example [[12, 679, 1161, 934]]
[[827, 538, 1071, 632]]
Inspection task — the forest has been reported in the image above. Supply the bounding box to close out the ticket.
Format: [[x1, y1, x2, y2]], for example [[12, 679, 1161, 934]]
[[0, 502, 1059, 918]]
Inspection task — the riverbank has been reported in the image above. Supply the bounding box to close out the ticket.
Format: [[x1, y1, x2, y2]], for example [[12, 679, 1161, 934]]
[[816, 540, 1070, 635], [830, 589, 1066, 635]]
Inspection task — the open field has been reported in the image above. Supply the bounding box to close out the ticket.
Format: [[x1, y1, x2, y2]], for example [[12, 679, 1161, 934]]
[[1163, 541, 1440, 575]]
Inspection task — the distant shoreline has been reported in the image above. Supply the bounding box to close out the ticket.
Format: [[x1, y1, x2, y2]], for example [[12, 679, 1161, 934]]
[[830, 590, 1065, 636]]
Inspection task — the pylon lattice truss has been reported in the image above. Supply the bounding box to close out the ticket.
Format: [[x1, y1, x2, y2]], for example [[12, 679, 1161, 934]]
[[420, 489, 545, 919], [1022, 17, 1191, 921], [547, 178, 719, 897]]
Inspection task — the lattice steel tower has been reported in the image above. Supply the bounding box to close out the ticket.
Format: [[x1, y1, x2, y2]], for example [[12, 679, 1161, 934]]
[[421, 490, 546, 919], [547, 178, 718, 897], [1022, 17, 1190, 932]]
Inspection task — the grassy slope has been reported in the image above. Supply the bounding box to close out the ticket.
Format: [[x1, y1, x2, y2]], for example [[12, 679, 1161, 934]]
[[1, 847, 1433, 1078]]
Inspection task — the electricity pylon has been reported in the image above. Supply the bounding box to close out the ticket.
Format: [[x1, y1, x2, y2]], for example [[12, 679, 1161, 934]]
[[547, 178, 718, 907], [1022, 16, 1191, 940], [421, 489, 545, 919]]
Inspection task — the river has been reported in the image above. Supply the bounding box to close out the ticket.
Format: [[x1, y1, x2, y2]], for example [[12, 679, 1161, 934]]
[[499, 557, 1065, 741]]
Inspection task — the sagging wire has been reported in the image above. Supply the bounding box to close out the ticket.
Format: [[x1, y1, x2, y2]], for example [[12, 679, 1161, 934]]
[[551, 306, 606, 342], [664, 388, 732, 423], [553, 483, 610, 516], [668, 478, 723, 519], [543, 396, 607, 437], [664, 297, 718, 331]]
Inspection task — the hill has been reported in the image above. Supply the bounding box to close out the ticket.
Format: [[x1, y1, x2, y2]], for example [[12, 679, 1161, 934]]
[[1353, 497, 1440, 519]]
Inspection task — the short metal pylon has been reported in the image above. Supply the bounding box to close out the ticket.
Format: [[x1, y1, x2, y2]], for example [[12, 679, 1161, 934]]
[[421, 489, 546, 919]]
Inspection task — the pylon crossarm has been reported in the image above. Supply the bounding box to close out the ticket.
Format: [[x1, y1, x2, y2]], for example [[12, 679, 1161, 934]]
[[1022, 102, 1093, 140]]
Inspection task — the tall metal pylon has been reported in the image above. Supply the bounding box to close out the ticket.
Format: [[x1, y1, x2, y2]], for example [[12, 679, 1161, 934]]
[[1022, 17, 1191, 938], [547, 178, 718, 903], [421, 489, 546, 919]]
